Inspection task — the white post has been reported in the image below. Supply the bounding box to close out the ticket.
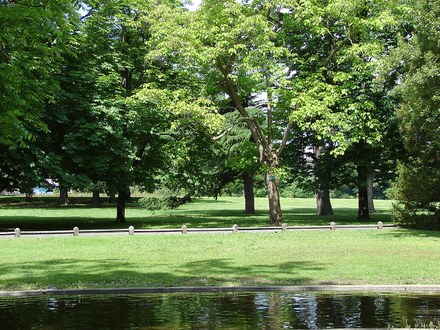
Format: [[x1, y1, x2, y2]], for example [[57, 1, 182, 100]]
[[282, 223, 288, 232], [330, 222, 336, 231], [14, 228, 20, 238], [73, 227, 79, 236], [128, 226, 135, 235], [232, 224, 238, 233], [182, 225, 187, 234], [377, 221, 383, 229]]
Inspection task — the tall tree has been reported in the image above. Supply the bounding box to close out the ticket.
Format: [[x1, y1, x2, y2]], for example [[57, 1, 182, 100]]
[[77, 0, 175, 223], [285, 0, 402, 219], [0, 0, 82, 199], [386, 0, 440, 226], [148, 0, 295, 224]]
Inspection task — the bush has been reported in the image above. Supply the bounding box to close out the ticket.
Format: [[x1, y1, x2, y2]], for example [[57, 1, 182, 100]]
[[392, 163, 440, 229], [139, 195, 192, 211]]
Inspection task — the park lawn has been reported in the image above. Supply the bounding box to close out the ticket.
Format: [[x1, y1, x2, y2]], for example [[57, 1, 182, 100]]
[[0, 196, 394, 231], [0, 229, 439, 291]]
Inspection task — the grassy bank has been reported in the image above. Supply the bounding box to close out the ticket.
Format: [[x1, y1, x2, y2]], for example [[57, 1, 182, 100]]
[[1, 229, 439, 291], [0, 196, 393, 231]]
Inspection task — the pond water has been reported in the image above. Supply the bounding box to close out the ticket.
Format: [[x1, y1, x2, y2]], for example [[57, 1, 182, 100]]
[[0, 292, 439, 329]]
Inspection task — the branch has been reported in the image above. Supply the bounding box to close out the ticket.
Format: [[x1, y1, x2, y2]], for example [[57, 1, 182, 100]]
[[80, 11, 93, 21], [323, 38, 350, 68], [132, 144, 147, 167], [222, 78, 262, 145], [266, 74, 273, 145], [276, 122, 293, 158], [252, 119, 269, 151], [212, 114, 251, 141], [211, 126, 234, 141]]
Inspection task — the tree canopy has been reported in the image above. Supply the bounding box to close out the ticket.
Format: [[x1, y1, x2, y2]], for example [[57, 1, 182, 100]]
[[1, 0, 437, 227], [386, 0, 440, 227], [0, 0, 79, 147]]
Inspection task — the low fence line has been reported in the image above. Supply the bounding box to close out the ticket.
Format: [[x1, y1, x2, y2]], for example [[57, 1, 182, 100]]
[[0, 222, 397, 238]]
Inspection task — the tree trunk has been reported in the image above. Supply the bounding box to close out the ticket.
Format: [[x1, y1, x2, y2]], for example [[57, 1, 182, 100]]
[[366, 170, 376, 214], [313, 144, 333, 216], [243, 173, 255, 214], [60, 187, 69, 204], [116, 190, 127, 223], [266, 172, 283, 225], [109, 192, 117, 203], [25, 192, 33, 202], [92, 190, 100, 208], [316, 188, 333, 216], [357, 166, 370, 220]]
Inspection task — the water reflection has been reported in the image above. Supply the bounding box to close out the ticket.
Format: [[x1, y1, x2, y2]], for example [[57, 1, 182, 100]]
[[0, 292, 439, 329]]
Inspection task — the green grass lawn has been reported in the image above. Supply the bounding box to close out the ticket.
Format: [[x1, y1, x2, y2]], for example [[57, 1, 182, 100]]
[[0, 229, 439, 291], [0, 196, 394, 231], [1, 196, 437, 291]]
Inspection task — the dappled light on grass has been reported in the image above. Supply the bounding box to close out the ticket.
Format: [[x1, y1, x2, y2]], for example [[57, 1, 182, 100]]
[[0, 229, 439, 291], [0, 247, 318, 290]]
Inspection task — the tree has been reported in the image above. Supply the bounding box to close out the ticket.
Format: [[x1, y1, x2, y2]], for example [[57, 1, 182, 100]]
[[148, 0, 295, 224], [216, 113, 261, 214], [32, 0, 180, 221], [0, 143, 41, 195], [284, 0, 402, 219], [77, 0, 178, 223], [0, 0, 78, 148], [387, 0, 440, 227], [0, 0, 82, 199]]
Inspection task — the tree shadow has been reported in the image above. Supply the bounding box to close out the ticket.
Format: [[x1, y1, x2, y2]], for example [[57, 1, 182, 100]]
[[0, 197, 138, 209], [0, 211, 393, 232], [377, 228, 440, 239], [0, 216, 120, 231], [0, 196, 393, 231], [178, 207, 392, 226], [281, 208, 393, 226], [0, 256, 325, 291], [179, 259, 325, 286]]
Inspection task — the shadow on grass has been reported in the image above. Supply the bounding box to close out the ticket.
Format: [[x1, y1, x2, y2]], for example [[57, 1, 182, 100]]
[[377, 228, 440, 239], [0, 257, 321, 290], [0, 196, 232, 209], [0, 196, 139, 209], [0, 196, 393, 231], [0, 212, 392, 231], [282, 208, 393, 226], [0, 216, 123, 231]]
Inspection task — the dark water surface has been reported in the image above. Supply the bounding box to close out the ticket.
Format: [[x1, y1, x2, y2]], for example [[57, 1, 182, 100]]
[[0, 292, 440, 329]]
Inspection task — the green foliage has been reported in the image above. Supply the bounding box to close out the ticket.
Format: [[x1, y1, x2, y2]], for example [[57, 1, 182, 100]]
[[285, 0, 396, 152], [393, 163, 440, 228], [35, 0, 184, 198], [0, 0, 79, 147], [0, 0, 430, 227], [139, 195, 192, 211], [388, 0, 440, 227], [279, 183, 314, 199], [0, 143, 41, 193], [276, 0, 405, 210]]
